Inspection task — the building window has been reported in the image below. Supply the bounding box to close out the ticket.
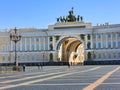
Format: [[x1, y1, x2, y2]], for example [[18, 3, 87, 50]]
[[112, 33, 116, 38], [8, 45, 11, 51], [24, 55, 27, 61], [22, 44, 25, 51], [113, 41, 116, 48], [118, 41, 120, 48], [102, 53, 106, 59], [22, 55, 24, 61], [108, 42, 111, 48], [93, 42, 96, 49], [2, 45, 5, 52], [94, 53, 96, 59], [2, 38, 5, 42], [32, 44, 34, 50], [108, 34, 111, 38], [36, 54, 40, 61], [98, 53, 101, 59], [31, 38, 34, 42], [36, 44, 39, 50], [118, 52, 120, 58], [27, 55, 30, 61], [103, 42, 106, 48], [8, 56, 10, 61], [2, 56, 5, 61], [18, 56, 20, 61], [113, 52, 117, 59], [108, 53, 111, 59], [36, 38, 39, 42], [102, 34, 106, 39], [118, 33, 120, 38], [98, 42, 101, 48], [93, 35, 96, 39], [32, 55, 34, 61], [98, 34, 101, 39], [27, 45, 30, 51], [41, 44, 44, 50]]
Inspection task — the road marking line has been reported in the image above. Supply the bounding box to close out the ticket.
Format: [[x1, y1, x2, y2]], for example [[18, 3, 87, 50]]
[[0, 68, 75, 84], [102, 83, 120, 85], [30, 83, 91, 86], [0, 66, 100, 90], [0, 66, 98, 84], [0, 66, 65, 79], [83, 66, 120, 90]]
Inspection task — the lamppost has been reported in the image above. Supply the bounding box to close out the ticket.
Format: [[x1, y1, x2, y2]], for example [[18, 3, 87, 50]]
[[42, 53, 45, 66], [10, 27, 21, 70]]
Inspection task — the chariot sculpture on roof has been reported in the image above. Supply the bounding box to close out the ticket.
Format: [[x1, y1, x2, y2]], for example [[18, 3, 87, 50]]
[[57, 7, 83, 23]]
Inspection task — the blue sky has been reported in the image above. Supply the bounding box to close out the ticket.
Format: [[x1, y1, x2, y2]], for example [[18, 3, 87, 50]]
[[0, 0, 120, 29]]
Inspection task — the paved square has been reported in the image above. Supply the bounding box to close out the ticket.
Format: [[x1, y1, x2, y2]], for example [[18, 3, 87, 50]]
[[0, 65, 120, 90]]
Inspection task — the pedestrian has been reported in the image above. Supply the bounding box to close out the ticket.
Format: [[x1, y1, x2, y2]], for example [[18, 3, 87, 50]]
[[23, 64, 25, 72], [40, 63, 43, 69], [37, 64, 40, 70], [68, 62, 70, 68]]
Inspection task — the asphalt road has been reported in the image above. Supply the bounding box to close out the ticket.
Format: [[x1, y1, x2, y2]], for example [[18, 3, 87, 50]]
[[0, 65, 120, 90]]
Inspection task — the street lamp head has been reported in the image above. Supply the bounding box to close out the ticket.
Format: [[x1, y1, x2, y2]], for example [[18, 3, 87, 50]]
[[10, 33, 12, 40]]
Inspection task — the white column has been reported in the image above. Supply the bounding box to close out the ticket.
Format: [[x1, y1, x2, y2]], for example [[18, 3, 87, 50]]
[[25, 37, 27, 51], [44, 37, 45, 50], [34, 37, 36, 50], [106, 34, 108, 48], [96, 34, 98, 48], [39, 37, 41, 50], [30, 37, 32, 51], [101, 34, 103, 48], [90, 34, 93, 49], [52, 36, 55, 50], [20, 38, 22, 51], [85, 35, 88, 49], [28, 37, 30, 51], [116, 33, 118, 48], [48, 36, 50, 50], [111, 33, 113, 48]]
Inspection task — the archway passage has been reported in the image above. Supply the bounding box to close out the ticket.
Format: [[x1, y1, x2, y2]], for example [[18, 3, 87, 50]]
[[57, 37, 84, 65]]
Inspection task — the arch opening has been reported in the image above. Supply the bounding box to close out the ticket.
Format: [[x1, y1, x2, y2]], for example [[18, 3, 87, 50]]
[[57, 36, 85, 65]]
